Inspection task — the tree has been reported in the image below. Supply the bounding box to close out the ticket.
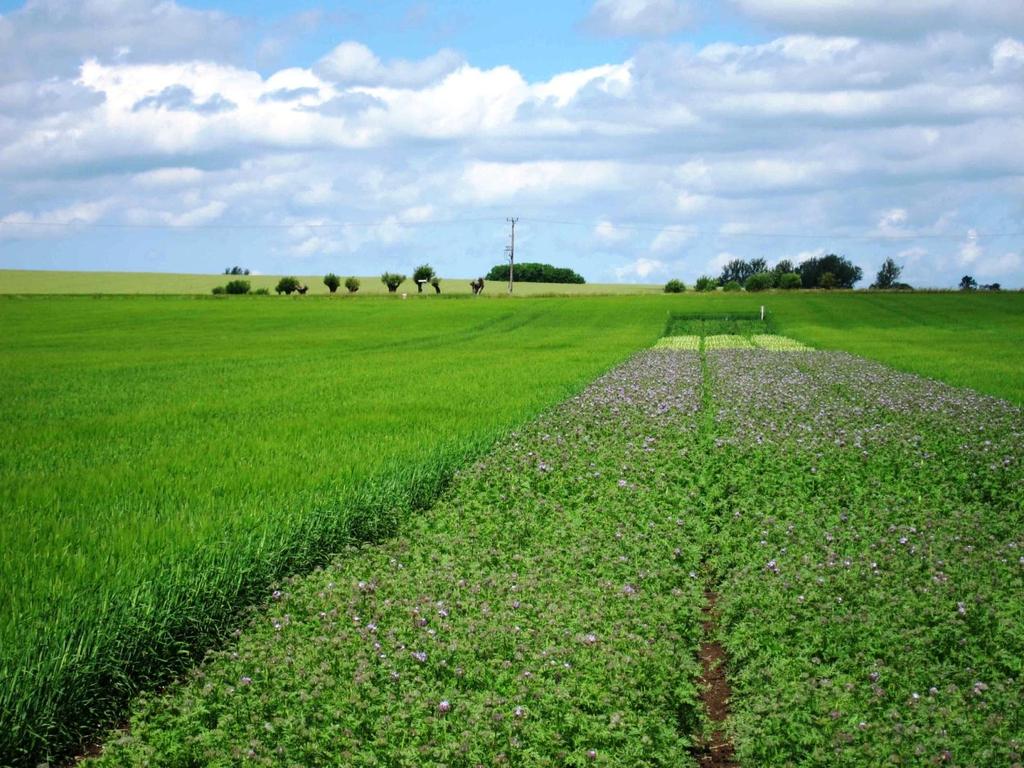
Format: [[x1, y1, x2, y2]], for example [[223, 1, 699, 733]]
[[381, 272, 406, 293], [485, 262, 585, 284], [819, 271, 837, 289], [224, 266, 249, 275], [430, 277, 441, 294], [723, 280, 743, 292], [344, 277, 361, 293], [981, 282, 1001, 291], [778, 272, 802, 290], [694, 275, 717, 292], [224, 279, 250, 295], [798, 254, 862, 289], [749, 258, 769, 275], [412, 264, 436, 293], [323, 273, 341, 293], [744, 272, 774, 292], [773, 259, 795, 276], [871, 258, 902, 289], [718, 259, 754, 286], [959, 275, 977, 291], [664, 279, 685, 293], [275, 276, 301, 295]]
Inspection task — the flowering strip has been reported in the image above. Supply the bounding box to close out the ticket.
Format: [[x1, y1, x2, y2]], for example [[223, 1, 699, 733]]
[[654, 335, 701, 351], [707, 349, 1023, 765]]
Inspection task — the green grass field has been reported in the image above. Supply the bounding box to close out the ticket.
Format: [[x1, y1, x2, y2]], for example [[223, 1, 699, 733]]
[[2, 288, 1023, 765]]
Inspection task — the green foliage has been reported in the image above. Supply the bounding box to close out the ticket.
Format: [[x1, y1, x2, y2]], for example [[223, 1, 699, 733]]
[[224, 279, 250, 295], [818, 271, 837, 289], [694, 275, 717, 292], [223, 266, 249, 275], [380, 272, 406, 292], [799, 253, 862, 289], [664, 279, 685, 293], [275, 276, 301, 295], [211, 285, 226, 295], [253, 288, 270, 296], [744, 272, 774, 292], [871, 258, 902, 289], [344, 276, 360, 293], [723, 280, 743, 292], [665, 314, 768, 337], [485, 262, 586, 284], [960, 275, 978, 291], [323, 273, 341, 293], [718, 258, 755, 286], [777, 272, 802, 290], [412, 265, 435, 293]]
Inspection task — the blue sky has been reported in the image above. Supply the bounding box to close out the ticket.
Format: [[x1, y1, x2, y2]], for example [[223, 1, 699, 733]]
[[1, 0, 1023, 286]]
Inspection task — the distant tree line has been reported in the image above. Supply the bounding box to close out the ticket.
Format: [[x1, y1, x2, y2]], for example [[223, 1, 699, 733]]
[[486, 262, 585, 284], [663, 254, 920, 293]]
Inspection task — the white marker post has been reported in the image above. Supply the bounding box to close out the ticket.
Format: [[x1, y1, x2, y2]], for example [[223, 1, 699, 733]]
[[761, 305, 765, 321]]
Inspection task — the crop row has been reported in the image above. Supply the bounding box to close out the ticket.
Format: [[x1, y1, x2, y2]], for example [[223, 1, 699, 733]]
[[708, 350, 1023, 765]]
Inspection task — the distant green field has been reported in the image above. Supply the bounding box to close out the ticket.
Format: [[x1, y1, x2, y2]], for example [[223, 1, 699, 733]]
[[0, 269, 662, 296]]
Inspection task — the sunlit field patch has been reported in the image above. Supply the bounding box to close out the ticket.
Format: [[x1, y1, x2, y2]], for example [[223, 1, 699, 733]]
[[703, 334, 753, 350], [750, 334, 811, 351], [653, 334, 701, 350]]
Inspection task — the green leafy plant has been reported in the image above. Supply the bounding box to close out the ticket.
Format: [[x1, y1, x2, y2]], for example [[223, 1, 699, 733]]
[[323, 274, 341, 293], [344, 277, 360, 294], [275, 277, 301, 295], [224, 280, 250, 295], [664, 279, 685, 293], [694, 276, 717, 292], [380, 273, 406, 293]]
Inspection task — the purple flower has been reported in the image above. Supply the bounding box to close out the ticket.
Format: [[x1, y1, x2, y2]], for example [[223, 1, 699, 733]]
[[411, 651, 427, 663], [239, 676, 252, 686], [437, 700, 451, 715]]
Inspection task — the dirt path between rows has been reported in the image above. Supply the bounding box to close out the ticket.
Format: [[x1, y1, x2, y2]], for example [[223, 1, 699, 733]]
[[693, 590, 737, 767]]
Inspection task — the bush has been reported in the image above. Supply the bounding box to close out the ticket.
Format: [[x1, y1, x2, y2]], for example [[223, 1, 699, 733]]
[[694, 276, 717, 292], [744, 272, 774, 292], [275, 277, 301, 295], [430, 277, 441, 294], [722, 280, 743, 292], [664, 279, 685, 293], [323, 273, 341, 293], [818, 272, 837, 289], [485, 263, 585, 284], [253, 288, 270, 295], [211, 285, 226, 295], [344, 277, 360, 294], [224, 280, 250, 295], [798, 254, 862, 289], [871, 258, 902, 289], [380, 273, 406, 293], [413, 265, 436, 293], [778, 272, 802, 290]]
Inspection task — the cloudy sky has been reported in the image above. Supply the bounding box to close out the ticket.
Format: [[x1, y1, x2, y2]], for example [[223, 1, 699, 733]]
[[1, 0, 1023, 286]]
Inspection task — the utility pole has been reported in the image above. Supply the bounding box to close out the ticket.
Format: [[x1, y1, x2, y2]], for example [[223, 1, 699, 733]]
[[505, 216, 518, 294]]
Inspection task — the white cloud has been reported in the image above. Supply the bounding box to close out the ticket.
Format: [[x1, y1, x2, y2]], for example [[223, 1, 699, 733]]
[[584, 0, 693, 37], [315, 41, 463, 87], [594, 220, 632, 243], [958, 228, 982, 265], [460, 161, 621, 203], [730, 1, 1024, 37], [650, 227, 694, 253], [992, 38, 1024, 72], [614, 257, 667, 279]]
